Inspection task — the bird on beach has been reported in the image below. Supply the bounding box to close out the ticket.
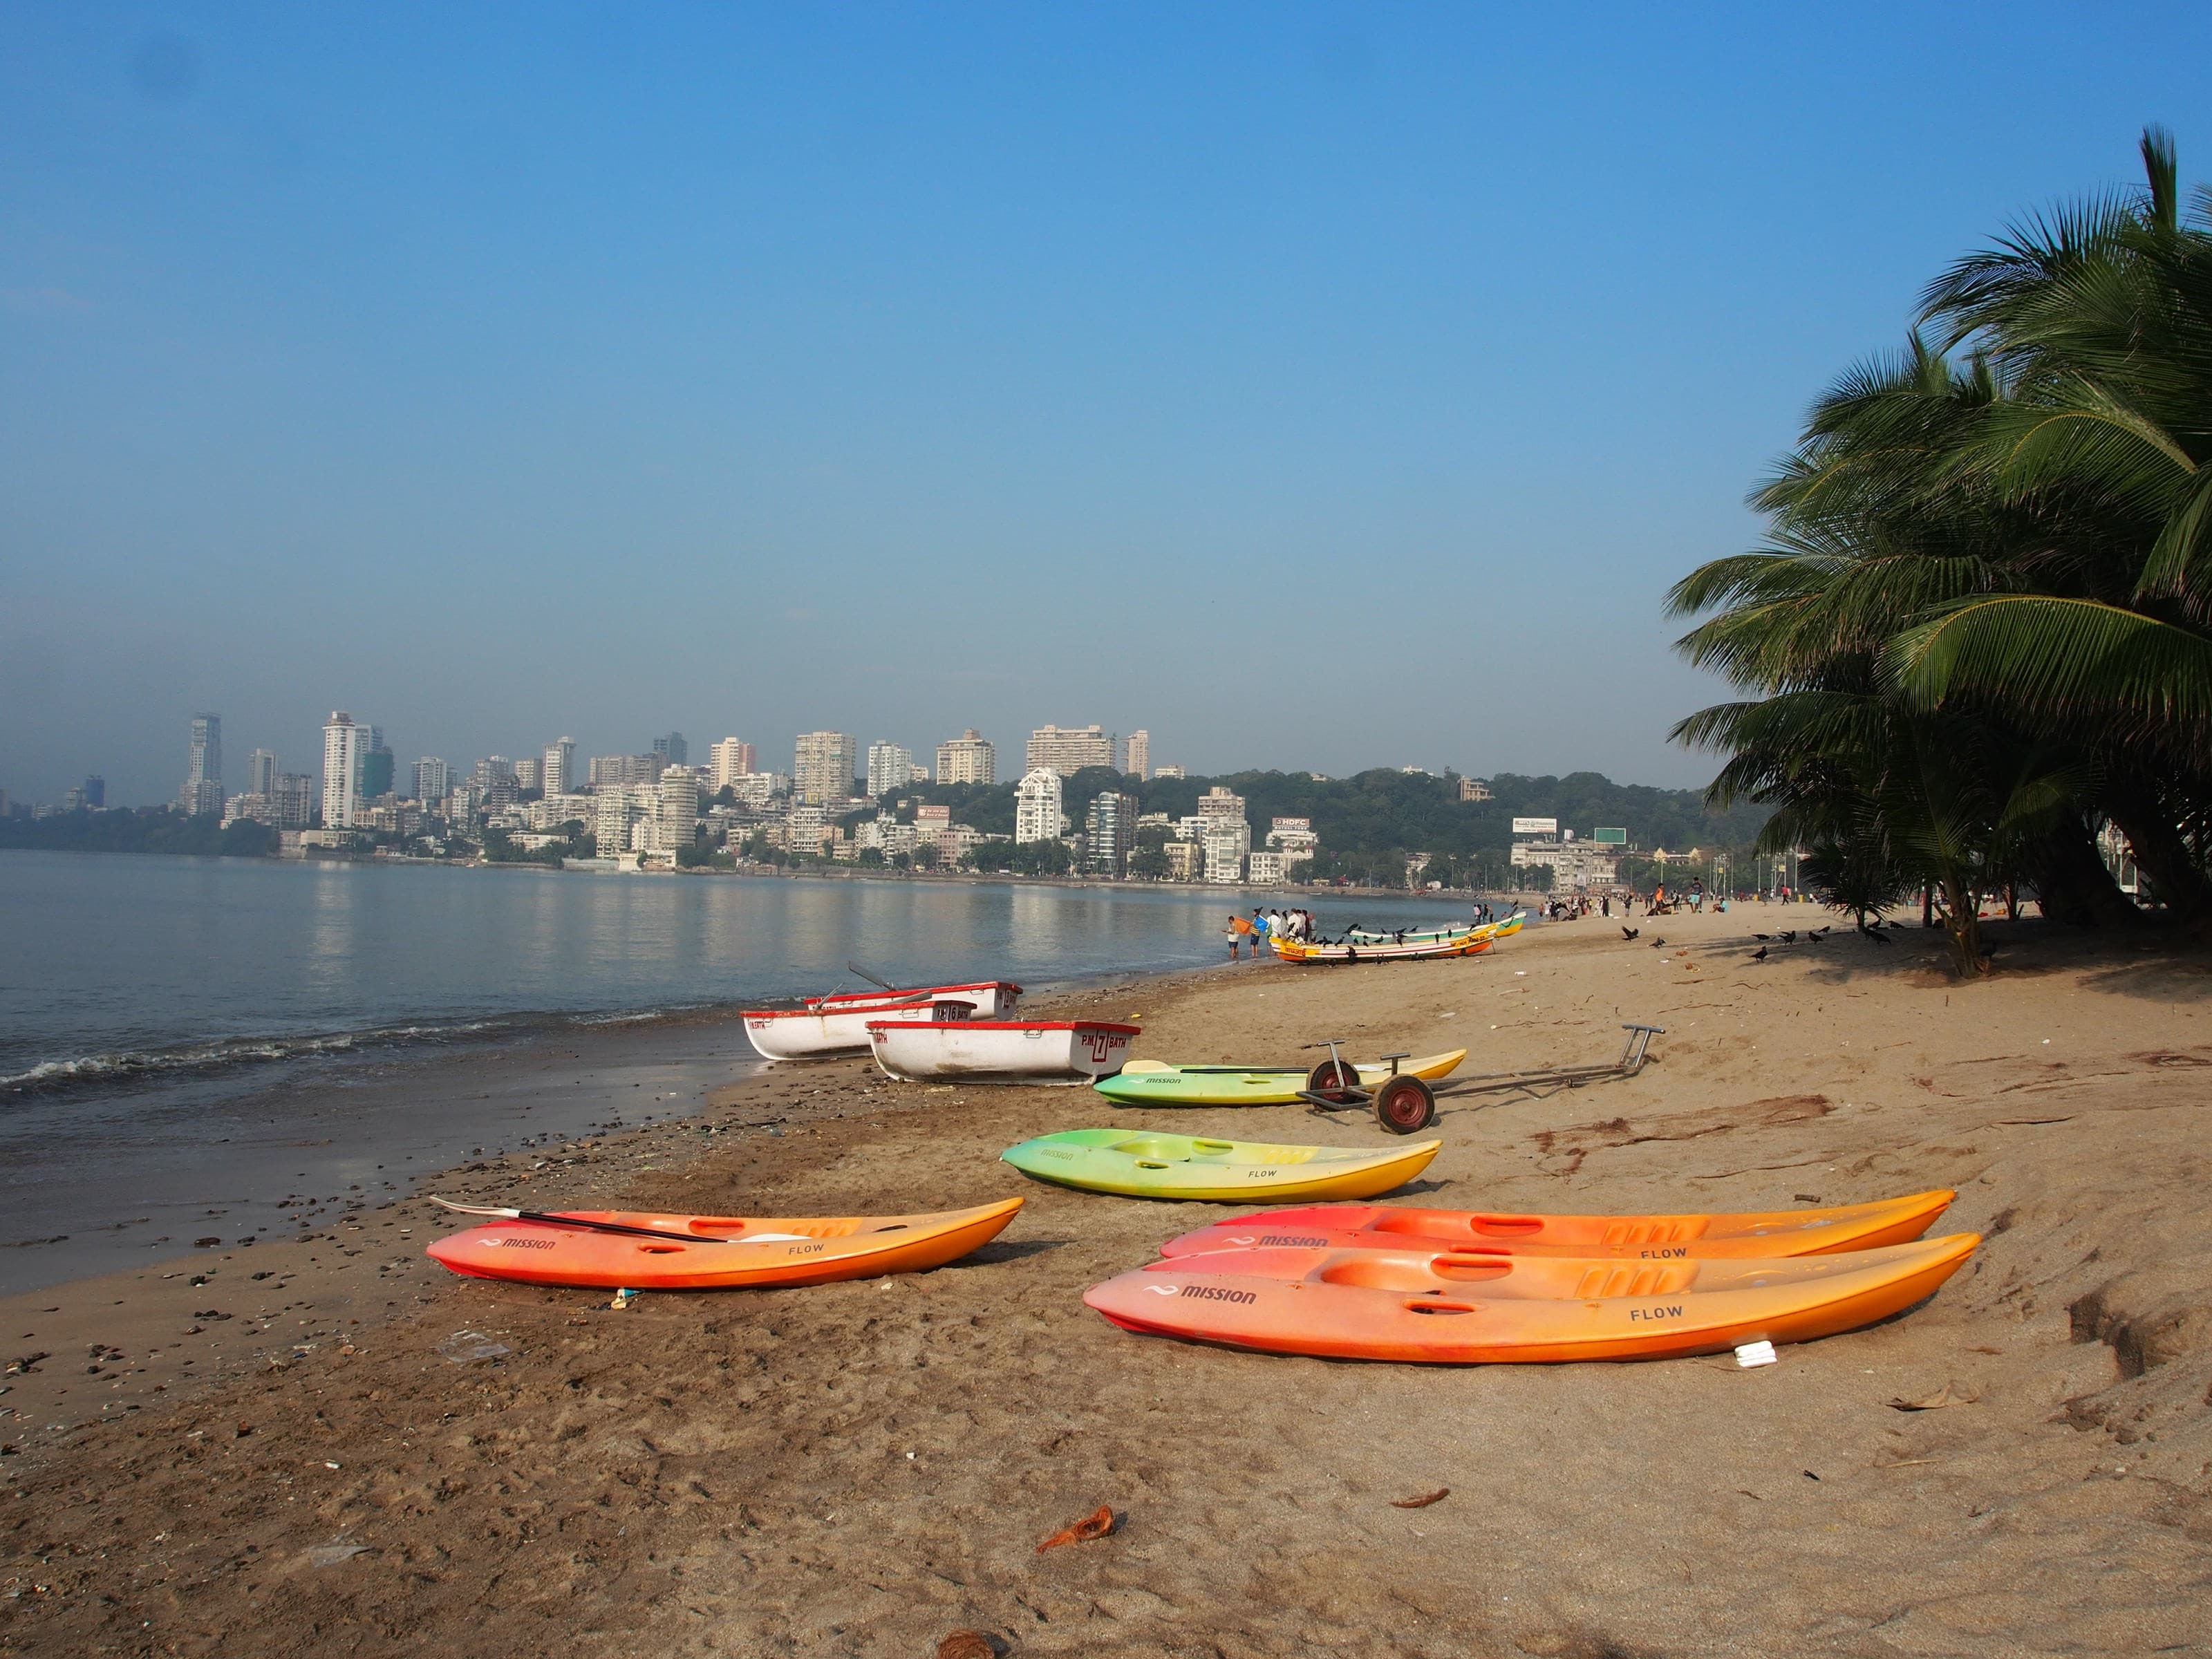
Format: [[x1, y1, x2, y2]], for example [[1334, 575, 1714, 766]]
[[1650, 937, 1667, 948], [1805, 932, 1825, 946], [1753, 932, 1772, 941], [1779, 930, 1797, 943], [1751, 946, 1769, 962], [1622, 926, 1640, 940], [1812, 926, 1832, 937], [1867, 930, 1891, 946]]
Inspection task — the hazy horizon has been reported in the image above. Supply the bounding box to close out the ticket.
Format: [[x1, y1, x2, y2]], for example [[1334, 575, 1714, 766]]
[[6, 4, 2206, 804]]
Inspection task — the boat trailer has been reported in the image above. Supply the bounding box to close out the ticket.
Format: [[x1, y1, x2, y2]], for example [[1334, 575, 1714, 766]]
[[1297, 1022, 1667, 1134]]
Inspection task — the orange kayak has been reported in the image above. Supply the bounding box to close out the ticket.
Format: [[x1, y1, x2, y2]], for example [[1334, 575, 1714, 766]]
[[1085, 1232, 1980, 1363], [1157, 1190, 1954, 1262], [426, 1197, 1022, 1290]]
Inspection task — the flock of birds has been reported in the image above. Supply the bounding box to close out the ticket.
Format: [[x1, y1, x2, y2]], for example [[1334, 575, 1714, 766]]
[[1620, 919, 1880, 962]]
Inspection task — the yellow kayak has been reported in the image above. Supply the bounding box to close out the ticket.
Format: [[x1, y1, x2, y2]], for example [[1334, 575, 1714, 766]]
[[1098, 1048, 1465, 1107], [1001, 1130, 1441, 1202]]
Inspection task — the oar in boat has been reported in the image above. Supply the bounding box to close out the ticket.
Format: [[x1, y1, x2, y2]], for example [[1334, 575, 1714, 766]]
[[428, 1196, 805, 1244], [846, 959, 901, 991]]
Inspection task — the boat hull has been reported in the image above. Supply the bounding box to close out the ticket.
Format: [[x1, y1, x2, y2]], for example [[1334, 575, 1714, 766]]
[[1002, 1129, 1441, 1201], [1084, 1232, 1980, 1362], [870, 1020, 1141, 1082], [427, 1198, 1023, 1290], [744, 997, 973, 1060], [1274, 935, 1493, 964], [1157, 1190, 1958, 1261]]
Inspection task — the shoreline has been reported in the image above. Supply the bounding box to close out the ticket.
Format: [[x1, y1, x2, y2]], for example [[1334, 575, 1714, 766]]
[[6, 912, 2206, 1654]]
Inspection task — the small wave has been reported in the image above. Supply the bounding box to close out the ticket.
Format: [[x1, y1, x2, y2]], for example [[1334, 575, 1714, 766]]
[[0, 1002, 743, 1098]]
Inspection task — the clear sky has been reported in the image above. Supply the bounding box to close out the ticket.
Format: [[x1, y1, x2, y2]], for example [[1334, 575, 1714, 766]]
[[4, 3, 2207, 804]]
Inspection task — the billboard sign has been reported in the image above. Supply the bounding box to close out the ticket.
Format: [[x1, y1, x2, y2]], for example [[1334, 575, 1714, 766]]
[[1593, 826, 1628, 845], [1510, 816, 1557, 836]]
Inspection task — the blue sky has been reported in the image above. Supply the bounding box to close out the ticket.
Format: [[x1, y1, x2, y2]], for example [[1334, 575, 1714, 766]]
[[4, 3, 2207, 803]]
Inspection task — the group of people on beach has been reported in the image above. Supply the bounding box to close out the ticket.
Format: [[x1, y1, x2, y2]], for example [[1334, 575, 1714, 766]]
[[1226, 907, 1317, 959]]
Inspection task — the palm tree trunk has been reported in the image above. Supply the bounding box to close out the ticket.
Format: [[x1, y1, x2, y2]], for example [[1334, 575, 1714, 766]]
[[2021, 817, 2139, 928]]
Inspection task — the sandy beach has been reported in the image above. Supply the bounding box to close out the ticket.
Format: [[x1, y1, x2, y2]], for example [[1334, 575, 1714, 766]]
[[4, 910, 2209, 1657]]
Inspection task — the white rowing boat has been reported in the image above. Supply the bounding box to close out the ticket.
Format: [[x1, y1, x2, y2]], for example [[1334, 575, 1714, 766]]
[[868, 1019, 1142, 1084], [806, 980, 1023, 1019], [744, 997, 975, 1061]]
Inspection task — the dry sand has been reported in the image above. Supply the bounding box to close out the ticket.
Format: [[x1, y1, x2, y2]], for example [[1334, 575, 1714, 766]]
[[3, 909, 2209, 1657]]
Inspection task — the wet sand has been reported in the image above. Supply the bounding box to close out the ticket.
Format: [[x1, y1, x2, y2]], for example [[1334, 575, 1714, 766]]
[[3, 912, 2209, 1656]]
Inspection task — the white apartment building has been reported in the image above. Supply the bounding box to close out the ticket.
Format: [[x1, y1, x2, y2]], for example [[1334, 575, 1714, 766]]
[[514, 756, 544, 791], [1203, 820, 1252, 883], [865, 742, 913, 799], [1152, 764, 1185, 780], [1013, 767, 1065, 843], [1121, 730, 1150, 779], [1246, 851, 1288, 885], [531, 792, 594, 832], [726, 771, 785, 808], [1266, 816, 1319, 862], [543, 738, 577, 796], [936, 729, 995, 785], [1197, 785, 1246, 824], [794, 731, 858, 805], [593, 785, 653, 855], [653, 767, 702, 852], [413, 757, 449, 803], [1510, 838, 1620, 890], [321, 712, 368, 828], [785, 801, 830, 856], [709, 738, 756, 791], [1026, 724, 1114, 775], [179, 713, 223, 816], [245, 748, 277, 798]]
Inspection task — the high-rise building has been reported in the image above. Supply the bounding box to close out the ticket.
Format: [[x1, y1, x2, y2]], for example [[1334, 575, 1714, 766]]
[[1026, 724, 1114, 776], [272, 774, 317, 828], [360, 740, 395, 800], [1122, 730, 1150, 780], [1153, 763, 1185, 780], [321, 712, 368, 828], [655, 766, 703, 852], [178, 713, 224, 815], [653, 732, 688, 767], [472, 756, 518, 790], [589, 753, 663, 789], [793, 731, 858, 805], [244, 749, 277, 798], [81, 775, 106, 809], [865, 742, 913, 799], [1197, 785, 1247, 823], [514, 756, 544, 791], [935, 729, 995, 786], [1085, 791, 1139, 876], [1014, 768, 1065, 844], [709, 738, 756, 790], [413, 758, 449, 803], [543, 738, 576, 796]]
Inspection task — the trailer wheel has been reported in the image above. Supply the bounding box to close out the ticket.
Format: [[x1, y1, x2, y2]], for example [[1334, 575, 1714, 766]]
[[1306, 1059, 1362, 1105], [1373, 1075, 1436, 1135]]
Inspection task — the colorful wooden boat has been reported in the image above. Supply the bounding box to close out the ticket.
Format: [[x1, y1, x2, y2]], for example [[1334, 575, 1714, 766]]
[[807, 980, 1022, 1018], [744, 995, 975, 1060], [1157, 1190, 1957, 1261], [1083, 1232, 1979, 1362], [1097, 1049, 1468, 1107], [1273, 932, 1492, 964], [1001, 1129, 1441, 1201], [426, 1197, 1023, 1290], [869, 1019, 1142, 1083]]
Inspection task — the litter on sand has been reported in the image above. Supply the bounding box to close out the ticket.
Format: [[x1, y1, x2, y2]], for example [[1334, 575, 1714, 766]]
[[1736, 1340, 1779, 1368], [937, 1633, 997, 1659], [1035, 1504, 1116, 1553], [434, 1330, 512, 1365], [305, 1541, 370, 1566], [1390, 1488, 1450, 1509]]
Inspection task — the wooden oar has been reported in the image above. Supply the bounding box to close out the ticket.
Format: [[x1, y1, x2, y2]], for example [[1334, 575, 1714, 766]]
[[429, 1196, 804, 1244], [846, 959, 901, 992]]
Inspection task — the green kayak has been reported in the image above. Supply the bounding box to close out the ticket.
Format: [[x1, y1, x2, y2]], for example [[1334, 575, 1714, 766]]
[[1000, 1128, 1442, 1202], [1094, 1047, 1468, 1107]]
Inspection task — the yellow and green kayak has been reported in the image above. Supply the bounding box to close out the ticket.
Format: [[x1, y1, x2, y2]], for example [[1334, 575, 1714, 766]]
[[1096, 1048, 1467, 1108], [1000, 1128, 1441, 1202]]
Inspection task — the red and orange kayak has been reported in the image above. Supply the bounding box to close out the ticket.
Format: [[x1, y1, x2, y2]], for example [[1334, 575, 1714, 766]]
[[1157, 1190, 1955, 1262], [1085, 1232, 1979, 1363], [427, 1198, 1022, 1290]]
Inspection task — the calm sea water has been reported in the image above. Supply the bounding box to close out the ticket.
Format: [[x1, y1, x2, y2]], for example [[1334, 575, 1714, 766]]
[[0, 851, 1481, 1290]]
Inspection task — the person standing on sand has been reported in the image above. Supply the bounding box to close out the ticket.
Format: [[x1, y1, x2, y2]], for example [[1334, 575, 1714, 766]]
[[1226, 914, 1245, 960]]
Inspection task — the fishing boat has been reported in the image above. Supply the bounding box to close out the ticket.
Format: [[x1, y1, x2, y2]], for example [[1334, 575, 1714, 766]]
[[1002, 1129, 1440, 1202], [1096, 1048, 1468, 1107], [868, 1019, 1142, 1083], [426, 1197, 1023, 1290], [807, 980, 1022, 1018], [744, 995, 975, 1061], [1273, 931, 1492, 964], [1156, 1189, 1958, 1260], [1083, 1232, 1979, 1363], [1343, 911, 1523, 946]]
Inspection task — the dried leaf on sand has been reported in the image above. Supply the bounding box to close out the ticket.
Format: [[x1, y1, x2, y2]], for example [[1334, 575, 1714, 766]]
[[1035, 1504, 1116, 1553]]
